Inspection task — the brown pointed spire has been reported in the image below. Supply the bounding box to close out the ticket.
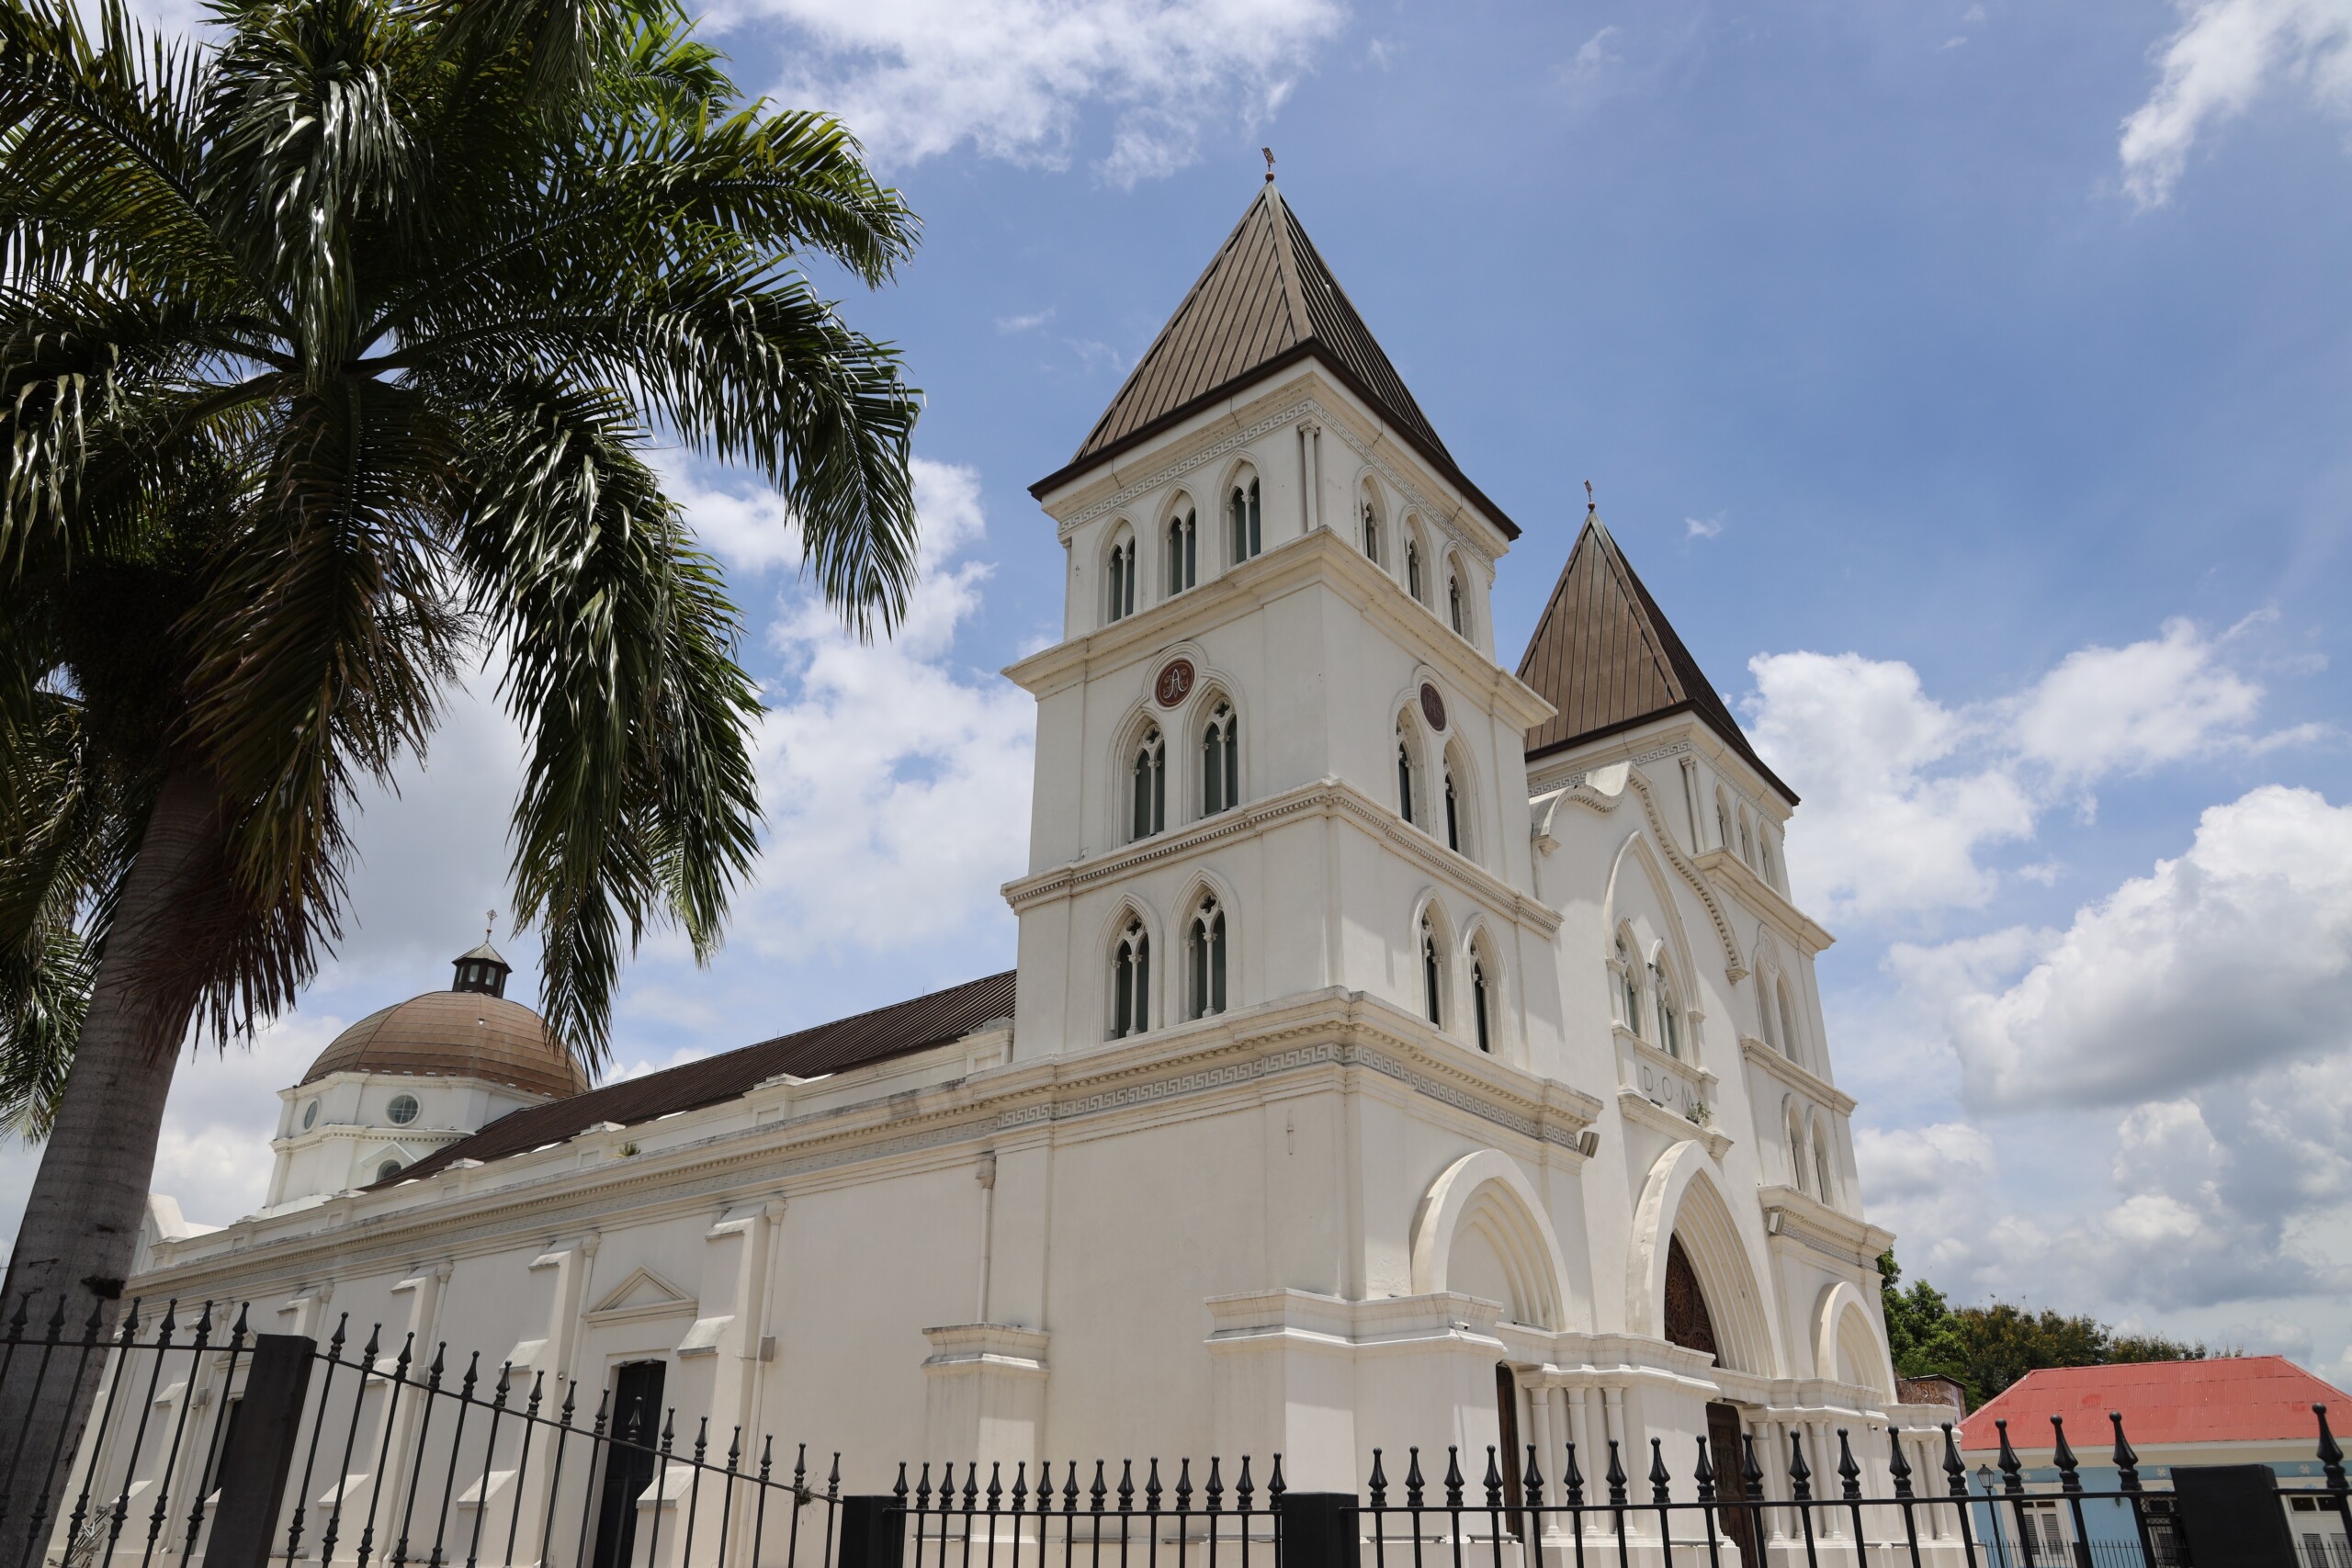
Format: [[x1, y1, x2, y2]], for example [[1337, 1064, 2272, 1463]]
[[1517, 515, 1795, 805], [1030, 185, 1517, 539]]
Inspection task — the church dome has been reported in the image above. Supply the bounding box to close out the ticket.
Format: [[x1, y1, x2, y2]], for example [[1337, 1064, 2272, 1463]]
[[300, 938, 593, 1099]]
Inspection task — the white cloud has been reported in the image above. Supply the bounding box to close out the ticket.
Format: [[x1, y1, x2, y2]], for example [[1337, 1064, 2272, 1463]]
[[721, 458, 1035, 954], [1683, 513, 1724, 541], [739, 0, 1346, 183], [1568, 24, 1623, 81], [1745, 617, 2301, 921], [2120, 0, 2352, 209], [2007, 618, 2263, 784], [1746, 650, 2034, 919], [1854, 1120, 1996, 1201], [1912, 785, 2352, 1111], [997, 309, 1056, 334]]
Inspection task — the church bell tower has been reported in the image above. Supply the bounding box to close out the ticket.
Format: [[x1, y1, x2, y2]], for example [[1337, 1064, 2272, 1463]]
[[1002, 183, 1564, 1075]]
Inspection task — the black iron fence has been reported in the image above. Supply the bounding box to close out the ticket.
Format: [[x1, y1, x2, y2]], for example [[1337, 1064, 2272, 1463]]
[[6, 1298, 2351, 1568]]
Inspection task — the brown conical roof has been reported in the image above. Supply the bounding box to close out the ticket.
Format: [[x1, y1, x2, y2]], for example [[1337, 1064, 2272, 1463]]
[[1517, 515, 1795, 806], [302, 991, 592, 1099], [1029, 184, 1518, 539]]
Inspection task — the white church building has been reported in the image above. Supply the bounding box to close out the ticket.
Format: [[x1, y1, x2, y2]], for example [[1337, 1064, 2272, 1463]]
[[125, 183, 1951, 1529]]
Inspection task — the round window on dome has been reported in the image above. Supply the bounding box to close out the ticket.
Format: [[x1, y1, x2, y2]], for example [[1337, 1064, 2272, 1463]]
[[300, 1100, 319, 1131], [377, 1159, 403, 1182], [386, 1093, 420, 1126]]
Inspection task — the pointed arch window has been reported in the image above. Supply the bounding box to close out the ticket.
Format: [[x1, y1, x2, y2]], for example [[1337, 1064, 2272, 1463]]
[[1448, 572, 1465, 635], [1131, 726, 1166, 840], [1107, 536, 1136, 623], [1111, 919, 1150, 1039], [1616, 931, 1644, 1039], [1420, 917, 1443, 1026], [1788, 1108, 1811, 1193], [1443, 761, 1463, 853], [1472, 956, 1492, 1054], [1396, 727, 1418, 826], [1653, 963, 1684, 1060], [1407, 539, 1424, 601], [1203, 702, 1238, 816], [1813, 1119, 1836, 1205], [1758, 835, 1777, 888], [1229, 479, 1261, 563], [1187, 897, 1227, 1019], [1362, 501, 1382, 564], [1715, 795, 1733, 853], [1758, 974, 1781, 1051], [1737, 811, 1755, 865], [1777, 977, 1802, 1059], [1167, 505, 1198, 593]]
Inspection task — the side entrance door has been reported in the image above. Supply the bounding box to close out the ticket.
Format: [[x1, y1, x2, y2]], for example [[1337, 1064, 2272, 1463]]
[[1707, 1402, 1765, 1567], [591, 1360, 668, 1568]]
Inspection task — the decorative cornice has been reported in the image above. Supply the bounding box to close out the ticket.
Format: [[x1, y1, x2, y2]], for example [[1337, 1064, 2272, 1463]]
[[1695, 848, 1835, 954], [1759, 1185, 1894, 1267], [1001, 774, 1562, 938], [1738, 1036, 1856, 1115], [1536, 748, 1746, 980], [1616, 1089, 1733, 1161]]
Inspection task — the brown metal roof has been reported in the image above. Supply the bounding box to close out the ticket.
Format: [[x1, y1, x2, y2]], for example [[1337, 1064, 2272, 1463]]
[[1029, 185, 1520, 540], [302, 992, 592, 1100], [1516, 515, 1796, 806], [379, 970, 1017, 1187]]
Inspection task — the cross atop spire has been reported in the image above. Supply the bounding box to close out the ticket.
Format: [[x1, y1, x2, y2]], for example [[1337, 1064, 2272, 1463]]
[[1262, 145, 1276, 182]]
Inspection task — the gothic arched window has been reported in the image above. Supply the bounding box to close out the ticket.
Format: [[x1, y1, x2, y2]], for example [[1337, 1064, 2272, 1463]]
[[1738, 810, 1755, 865], [1396, 727, 1418, 827], [1362, 499, 1382, 564], [1472, 956, 1492, 1054], [1111, 919, 1150, 1039], [1777, 976, 1803, 1060], [1616, 931, 1644, 1039], [1131, 726, 1166, 840], [1420, 917, 1443, 1026], [1758, 974, 1781, 1051], [1106, 532, 1136, 623], [1448, 571, 1465, 635], [1166, 503, 1198, 594], [1407, 539, 1424, 601], [1203, 701, 1238, 816], [1788, 1106, 1811, 1192], [1654, 963, 1684, 1060], [1229, 478, 1261, 563], [1813, 1117, 1837, 1205], [1716, 793, 1734, 854], [1188, 897, 1227, 1019], [1443, 761, 1463, 853]]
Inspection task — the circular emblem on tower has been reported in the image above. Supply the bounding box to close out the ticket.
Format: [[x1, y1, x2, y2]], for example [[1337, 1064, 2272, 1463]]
[[1419, 682, 1447, 731], [1155, 658, 1196, 707]]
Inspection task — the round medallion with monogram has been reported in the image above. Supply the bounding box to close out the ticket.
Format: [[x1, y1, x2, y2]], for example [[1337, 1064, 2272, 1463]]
[[1154, 658, 1196, 708], [1419, 682, 1447, 731]]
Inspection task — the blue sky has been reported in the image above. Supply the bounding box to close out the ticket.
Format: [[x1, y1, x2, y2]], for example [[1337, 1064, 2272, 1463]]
[[9, 0, 2351, 1375]]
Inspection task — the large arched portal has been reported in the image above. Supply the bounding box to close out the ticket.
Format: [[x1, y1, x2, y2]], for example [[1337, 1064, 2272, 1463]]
[[1627, 1142, 1781, 1377]]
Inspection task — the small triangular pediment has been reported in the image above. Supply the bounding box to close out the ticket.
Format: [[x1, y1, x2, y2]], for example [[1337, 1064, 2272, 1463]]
[[1517, 516, 1794, 804], [587, 1267, 695, 1321]]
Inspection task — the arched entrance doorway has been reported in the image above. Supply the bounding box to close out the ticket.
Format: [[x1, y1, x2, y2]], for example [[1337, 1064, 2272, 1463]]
[[1666, 1235, 1761, 1566]]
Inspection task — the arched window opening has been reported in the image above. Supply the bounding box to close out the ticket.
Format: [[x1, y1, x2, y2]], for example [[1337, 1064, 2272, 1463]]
[[1202, 701, 1238, 816], [1472, 956, 1492, 1054], [1407, 538, 1424, 601], [1362, 498, 1382, 564], [1228, 479, 1261, 563], [1654, 964, 1684, 1060], [1130, 726, 1166, 840], [1663, 1235, 1720, 1361], [1166, 504, 1198, 594], [1420, 917, 1443, 1026], [1777, 978, 1802, 1060], [1443, 762, 1463, 853], [1715, 794, 1733, 854], [377, 1158, 403, 1183], [1107, 535, 1136, 623], [1758, 975, 1781, 1051], [1448, 572, 1465, 636], [1615, 931, 1644, 1038], [1788, 1108, 1811, 1193], [1758, 836, 1777, 889], [1737, 810, 1755, 865], [1396, 725, 1419, 826], [1188, 897, 1227, 1020], [1814, 1120, 1837, 1206], [1111, 919, 1151, 1038]]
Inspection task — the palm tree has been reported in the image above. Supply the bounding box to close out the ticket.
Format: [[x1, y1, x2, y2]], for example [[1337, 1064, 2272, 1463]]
[[0, 0, 922, 1512]]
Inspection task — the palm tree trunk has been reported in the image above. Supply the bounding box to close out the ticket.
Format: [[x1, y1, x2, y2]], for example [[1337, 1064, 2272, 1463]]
[[0, 771, 225, 1559]]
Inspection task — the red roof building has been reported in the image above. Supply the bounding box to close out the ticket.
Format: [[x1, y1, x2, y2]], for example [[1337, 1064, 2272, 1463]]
[[1961, 1357, 2346, 1457]]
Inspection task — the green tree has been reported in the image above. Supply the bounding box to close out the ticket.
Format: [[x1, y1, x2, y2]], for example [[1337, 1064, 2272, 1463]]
[[1877, 1252, 2208, 1406], [0, 0, 922, 1520]]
